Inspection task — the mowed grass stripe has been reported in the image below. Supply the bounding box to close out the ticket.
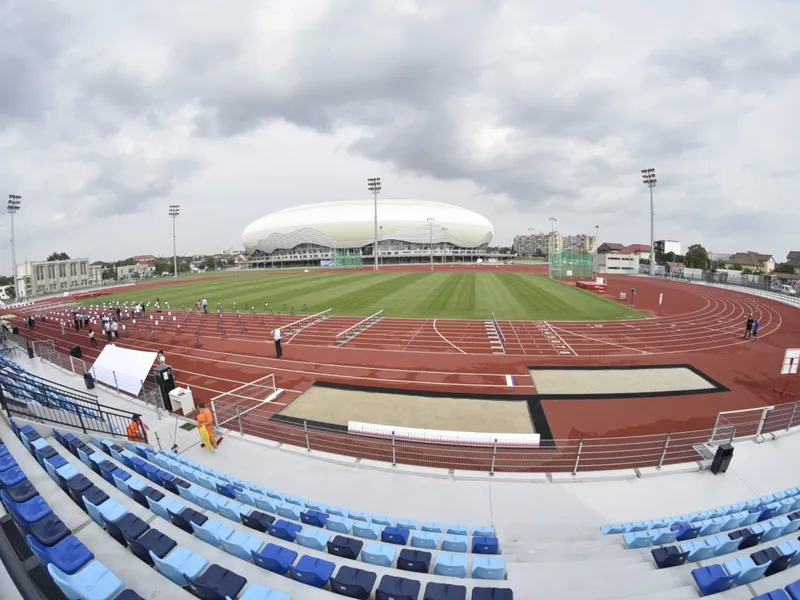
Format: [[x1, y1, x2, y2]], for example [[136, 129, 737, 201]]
[[81, 271, 645, 321]]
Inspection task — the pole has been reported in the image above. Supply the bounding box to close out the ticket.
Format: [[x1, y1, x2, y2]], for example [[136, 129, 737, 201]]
[[373, 191, 378, 271], [429, 220, 434, 270], [172, 216, 178, 278], [649, 185, 655, 275], [10, 211, 18, 300]]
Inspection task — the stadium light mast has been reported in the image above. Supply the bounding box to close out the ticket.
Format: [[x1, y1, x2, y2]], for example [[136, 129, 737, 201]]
[[169, 204, 180, 278], [379, 225, 383, 267], [641, 168, 657, 276], [527, 227, 534, 258], [427, 217, 435, 271], [442, 227, 448, 264], [367, 177, 381, 271], [595, 225, 599, 253], [548, 217, 556, 277], [7, 194, 21, 300]]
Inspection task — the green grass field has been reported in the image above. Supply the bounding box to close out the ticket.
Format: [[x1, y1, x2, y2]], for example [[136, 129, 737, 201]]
[[83, 271, 645, 321], [82, 271, 644, 321]]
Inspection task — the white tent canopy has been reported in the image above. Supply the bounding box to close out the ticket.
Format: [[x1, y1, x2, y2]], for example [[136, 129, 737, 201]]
[[90, 345, 157, 396]]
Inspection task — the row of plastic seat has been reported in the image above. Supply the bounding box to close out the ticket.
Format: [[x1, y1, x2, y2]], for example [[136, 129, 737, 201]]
[[602, 485, 800, 536], [153, 446, 496, 544], [93, 435, 506, 583], [0, 433, 138, 600], [140, 444, 498, 558]]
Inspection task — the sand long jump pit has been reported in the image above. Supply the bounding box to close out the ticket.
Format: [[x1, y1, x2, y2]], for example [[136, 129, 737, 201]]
[[273, 383, 540, 446], [528, 365, 728, 399]]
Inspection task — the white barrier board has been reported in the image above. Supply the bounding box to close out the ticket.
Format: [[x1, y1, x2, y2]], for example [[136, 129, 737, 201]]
[[91, 344, 157, 396], [348, 421, 540, 447]]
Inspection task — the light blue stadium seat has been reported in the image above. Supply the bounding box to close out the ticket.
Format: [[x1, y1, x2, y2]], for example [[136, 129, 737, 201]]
[[652, 528, 678, 546], [434, 553, 468, 578], [698, 518, 725, 537], [218, 500, 248, 522], [781, 516, 800, 536], [326, 516, 354, 534], [150, 546, 209, 586], [361, 542, 397, 567], [446, 525, 469, 537], [600, 524, 625, 535], [235, 489, 256, 505], [276, 502, 302, 521], [623, 531, 655, 549], [327, 506, 348, 517], [221, 530, 264, 561], [777, 539, 800, 566], [753, 517, 791, 543], [349, 511, 372, 523], [85, 498, 127, 530], [353, 522, 381, 540], [47, 561, 124, 600], [719, 513, 746, 531], [191, 519, 235, 547], [127, 477, 148, 494], [195, 492, 221, 513], [147, 496, 185, 522], [680, 540, 717, 562], [411, 531, 440, 550], [723, 556, 769, 585], [472, 526, 495, 538], [254, 495, 277, 514], [234, 582, 292, 600], [471, 556, 506, 580], [372, 515, 395, 527], [306, 501, 328, 513], [441, 534, 469, 553], [296, 528, 331, 551], [284, 495, 307, 507], [266, 491, 285, 502], [708, 535, 741, 556], [422, 522, 444, 533], [288, 555, 335, 588], [398, 519, 420, 531], [112, 473, 133, 497]]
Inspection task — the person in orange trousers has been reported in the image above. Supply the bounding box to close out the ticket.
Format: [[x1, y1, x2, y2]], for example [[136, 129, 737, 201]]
[[196, 402, 221, 452], [126, 416, 148, 443]]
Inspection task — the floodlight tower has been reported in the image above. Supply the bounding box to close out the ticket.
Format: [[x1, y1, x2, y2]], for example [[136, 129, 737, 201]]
[[169, 204, 180, 278], [7, 195, 21, 300], [548, 217, 557, 277], [527, 227, 534, 258], [641, 168, 657, 275], [595, 225, 599, 252], [427, 217, 435, 271], [442, 227, 448, 264], [367, 177, 381, 271]]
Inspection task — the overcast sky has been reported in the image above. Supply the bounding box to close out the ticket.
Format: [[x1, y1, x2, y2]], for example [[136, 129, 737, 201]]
[[1, 0, 798, 268]]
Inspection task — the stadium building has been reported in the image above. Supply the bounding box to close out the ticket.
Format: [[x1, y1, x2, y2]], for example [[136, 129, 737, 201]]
[[241, 199, 494, 267]]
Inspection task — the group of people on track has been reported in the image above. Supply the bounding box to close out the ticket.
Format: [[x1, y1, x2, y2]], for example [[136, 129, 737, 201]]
[[744, 315, 761, 339]]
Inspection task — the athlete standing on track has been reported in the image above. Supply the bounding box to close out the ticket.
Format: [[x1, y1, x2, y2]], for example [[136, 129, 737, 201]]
[[744, 315, 754, 339]]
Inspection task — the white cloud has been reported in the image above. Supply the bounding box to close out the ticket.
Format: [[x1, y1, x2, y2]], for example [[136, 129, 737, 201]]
[[0, 0, 798, 267]]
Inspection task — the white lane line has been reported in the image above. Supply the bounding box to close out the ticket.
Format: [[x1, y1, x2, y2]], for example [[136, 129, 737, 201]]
[[432, 319, 467, 354], [505, 375, 514, 387], [542, 321, 577, 356]]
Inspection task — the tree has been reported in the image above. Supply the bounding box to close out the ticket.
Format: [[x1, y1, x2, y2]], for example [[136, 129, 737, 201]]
[[203, 256, 216, 271], [47, 252, 70, 261], [773, 262, 796, 274], [684, 244, 709, 269], [730, 263, 743, 271]]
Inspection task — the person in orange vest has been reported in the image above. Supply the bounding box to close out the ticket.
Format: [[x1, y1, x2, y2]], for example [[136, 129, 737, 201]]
[[196, 402, 221, 452], [126, 415, 148, 442]]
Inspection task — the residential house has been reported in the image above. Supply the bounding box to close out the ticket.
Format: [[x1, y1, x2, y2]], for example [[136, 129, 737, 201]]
[[597, 243, 624, 254], [593, 252, 640, 275], [618, 244, 652, 261], [117, 262, 155, 281], [725, 252, 775, 273], [786, 251, 800, 274]]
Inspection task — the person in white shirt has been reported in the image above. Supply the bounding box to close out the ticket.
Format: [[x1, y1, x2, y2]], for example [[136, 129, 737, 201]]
[[273, 327, 283, 358], [202, 298, 208, 314], [111, 320, 119, 339], [157, 350, 166, 365]]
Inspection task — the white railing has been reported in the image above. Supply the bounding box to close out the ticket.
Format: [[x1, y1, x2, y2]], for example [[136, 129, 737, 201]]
[[282, 309, 332, 336], [695, 282, 800, 309], [335, 310, 384, 346]]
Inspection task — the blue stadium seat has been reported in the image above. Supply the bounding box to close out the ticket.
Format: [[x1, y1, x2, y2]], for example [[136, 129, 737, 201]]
[[150, 546, 209, 586], [777, 539, 800, 566], [276, 501, 302, 521], [3, 492, 53, 530], [729, 527, 763, 550], [722, 555, 769, 585], [237, 583, 292, 600], [115, 590, 146, 600], [47, 561, 125, 600], [241, 510, 275, 532], [28, 514, 70, 547], [353, 521, 381, 540], [0, 453, 18, 472], [410, 531, 439, 550], [103, 512, 149, 547], [398, 519, 420, 531], [471, 557, 506, 580], [441, 534, 468, 553], [787, 580, 800, 600], [168, 506, 208, 534], [125, 528, 177, 566], [326, 516, 355, 534], [84, 498, 126, 529], [373, 515, 396, 527], [184, 564, 248, 600], [652, 545, 690, 569], [191, 519, 235, 547], [376, 575, 421, 600], [252, 543, 298, 575], [424, 582, 467, 600], [328, 535, 363, 560], [66, 474, 94, 508], [471, 587, 513, 600], [296, 527, 331, 551], [0, 465, 27, 488], [147, 496, 185, 522], [130, 484, 163, 509], [330, 566, 378, 599], [691, 564, 738, 596], [349, 511, 371, 523], [362, 542, 397, 567], [433, 553, 468, 578], [751, 547, 794, 577], [398, 549, 432, 574], [422, 522, 444, 533], [26, 534, 94, 575], [471, 527, 495, 538], [82, 485, 110, 510], [267, 519, 302, 542], [288, 555, 336, 588], [301, 509, 330, 528], [217, 500, 248, 522], [221, 530, 264, 561], [216, 481, 238, 499], [382, 527, 411, 546], [446, 525, 469, 537], [5, 479, 37, 503], [472, 537, 499, 555]]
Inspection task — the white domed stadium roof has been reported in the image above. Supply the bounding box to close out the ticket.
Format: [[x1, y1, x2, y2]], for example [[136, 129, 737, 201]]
[[242, 199, 493, 254]]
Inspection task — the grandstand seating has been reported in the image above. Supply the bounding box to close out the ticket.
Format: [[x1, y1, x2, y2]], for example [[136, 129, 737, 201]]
[[1, 417, 514, 599]]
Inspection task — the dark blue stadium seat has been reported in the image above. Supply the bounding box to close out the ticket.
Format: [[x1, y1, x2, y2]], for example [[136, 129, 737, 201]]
[[241, 510, 275, 532], [424, 582, 467, 600], [327, 535, 363, 560], [752, 591, 790, 600], [28, 514, 70, 546], [130, 485, 164, 509], [651, 546, 689, 569], [34, 445, 59, 468], [115, 590, 146, 600], [26, 534, 94, 575], [81, 485, 110, 509], [758, 507, 778, 522], [471, 587, 514, 600], [184, 564, 247, 600], [330, 565, 377, 599], [301, 509, 330, 528], [376, 575, 421, 600], [673, 523, 700, 542], [381, 527, 411, 546], [729, 527, 764, 550], [66, 474, 93, 508], [5, 479, 37, 503], [787, 580, 800, 599], [398, 549, 432, 573], [162, 475, 189, 495], [103, 512, 149, 547], [268, 519, 302, 542], [125, 528, 176, 566], [215, 482, 238, 499], [472, 537, 500, 555], [751, 547, 794, 577], [168, 507, 207, 534], [96, 460, 118, 485], [789, 511, 800, 521], [251, 543, 298, 575], [289, 554, 336, 588]]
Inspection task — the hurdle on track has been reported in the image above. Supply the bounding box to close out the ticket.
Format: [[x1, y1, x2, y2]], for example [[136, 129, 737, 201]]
[[209, 374, 283, 430], [281, 308, 333, 337], [335, 310, 384, 346], [490, 312, 507, 354]]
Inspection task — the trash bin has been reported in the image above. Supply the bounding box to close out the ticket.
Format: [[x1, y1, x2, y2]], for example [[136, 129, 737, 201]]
[[70, 345, 82, 359], [710, 444, 734, 475], [27, 345, 34, 359], [83, 373, 95, 390]]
